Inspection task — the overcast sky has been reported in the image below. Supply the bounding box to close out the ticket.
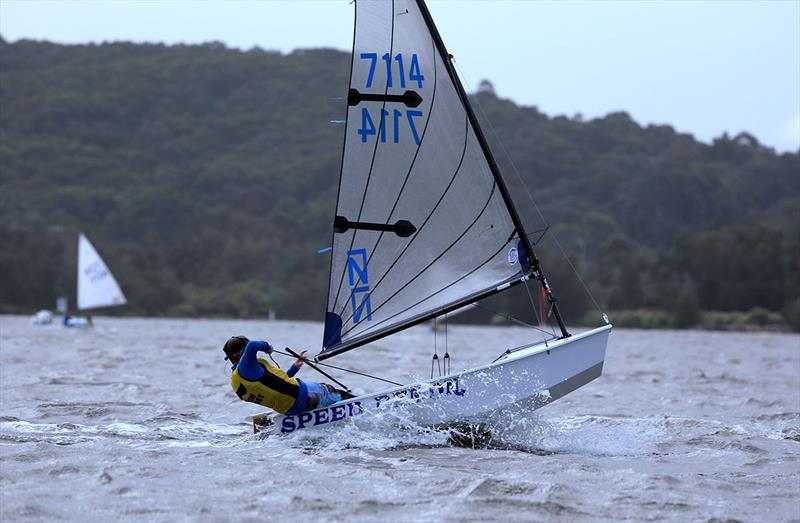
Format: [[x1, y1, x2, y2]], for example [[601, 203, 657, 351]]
[[1, 0, 798, 152]]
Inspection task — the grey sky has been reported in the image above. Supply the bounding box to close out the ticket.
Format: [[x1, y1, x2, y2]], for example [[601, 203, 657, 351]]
[[1, 0, 798, 152]]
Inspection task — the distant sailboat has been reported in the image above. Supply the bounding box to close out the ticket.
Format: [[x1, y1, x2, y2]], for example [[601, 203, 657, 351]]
[[255, 0, 611, 435], [63, 233, 126, 326]]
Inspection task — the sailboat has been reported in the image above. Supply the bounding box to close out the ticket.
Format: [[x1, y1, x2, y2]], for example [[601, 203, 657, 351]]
[[257, 0, 611, 434], [62, 233, 127, 326]]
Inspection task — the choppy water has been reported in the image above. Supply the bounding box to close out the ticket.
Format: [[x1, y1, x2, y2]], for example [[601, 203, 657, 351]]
[[1, 315, 798, 523]]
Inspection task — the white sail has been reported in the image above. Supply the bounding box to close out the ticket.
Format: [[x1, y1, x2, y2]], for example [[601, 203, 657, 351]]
[[321, 0, 534, 357], [77, 233, 127, 311]]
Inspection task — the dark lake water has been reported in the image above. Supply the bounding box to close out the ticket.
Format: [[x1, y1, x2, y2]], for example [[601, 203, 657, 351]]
[[1, 315, 798, 522]]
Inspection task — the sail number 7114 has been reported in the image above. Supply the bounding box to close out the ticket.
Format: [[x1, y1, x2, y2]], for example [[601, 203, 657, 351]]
[[359, 108, 422, 144], [357, 52, 425, 145], [360, 53, 424, 89]]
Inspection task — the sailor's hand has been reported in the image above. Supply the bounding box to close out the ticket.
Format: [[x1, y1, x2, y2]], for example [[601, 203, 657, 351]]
[[294, 350, 309, 368]]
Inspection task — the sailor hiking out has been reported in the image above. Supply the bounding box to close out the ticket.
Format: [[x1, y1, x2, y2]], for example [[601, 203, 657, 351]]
[[223, 336, 350, 415]]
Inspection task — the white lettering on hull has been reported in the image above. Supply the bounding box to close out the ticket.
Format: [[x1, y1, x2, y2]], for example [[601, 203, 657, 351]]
[[279, 377, 466, 433]]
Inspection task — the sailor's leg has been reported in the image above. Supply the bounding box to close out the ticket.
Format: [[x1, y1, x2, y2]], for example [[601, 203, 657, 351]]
[[302, 382, 354, 410], [303, 382, 323, 411], [322, 383, 354, 396], [318, 384, 348, 406]]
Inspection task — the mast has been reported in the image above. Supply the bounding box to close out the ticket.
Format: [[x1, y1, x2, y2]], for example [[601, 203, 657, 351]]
[[415, 0, 569, 338], [320, 1, 570, 360]]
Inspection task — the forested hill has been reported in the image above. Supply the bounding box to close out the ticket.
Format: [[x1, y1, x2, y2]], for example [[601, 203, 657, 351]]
[[1, 38, 797, 329]]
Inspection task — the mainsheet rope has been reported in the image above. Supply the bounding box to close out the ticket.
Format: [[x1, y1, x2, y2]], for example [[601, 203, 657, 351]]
[[271, 349, 402, 387]]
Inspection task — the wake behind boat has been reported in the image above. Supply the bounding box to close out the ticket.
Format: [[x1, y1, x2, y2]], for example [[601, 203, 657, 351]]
[[251, 0, 611, 435]]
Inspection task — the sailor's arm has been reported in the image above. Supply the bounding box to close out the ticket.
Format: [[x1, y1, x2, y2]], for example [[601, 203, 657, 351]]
[[237, 340, 273, 380], [286, 350, 308, 377]]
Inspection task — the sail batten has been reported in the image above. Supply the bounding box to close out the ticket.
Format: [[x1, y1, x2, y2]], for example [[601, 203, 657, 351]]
[[321, 0, 531, 356]]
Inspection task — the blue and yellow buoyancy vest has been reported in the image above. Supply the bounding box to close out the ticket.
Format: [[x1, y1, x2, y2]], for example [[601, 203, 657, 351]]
[[230, 357, 302, 414]]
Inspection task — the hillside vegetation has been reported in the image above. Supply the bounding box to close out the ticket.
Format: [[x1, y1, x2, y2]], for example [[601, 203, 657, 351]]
[[1, 39, 797, 330]]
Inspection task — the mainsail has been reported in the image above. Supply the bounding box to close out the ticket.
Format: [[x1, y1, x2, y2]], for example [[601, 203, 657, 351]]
[[320, 0, 545, 359], [77, 233, 127, 311]]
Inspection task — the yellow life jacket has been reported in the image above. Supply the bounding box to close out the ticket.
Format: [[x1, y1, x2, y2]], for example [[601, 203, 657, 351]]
[[230, 357, 300, 414]]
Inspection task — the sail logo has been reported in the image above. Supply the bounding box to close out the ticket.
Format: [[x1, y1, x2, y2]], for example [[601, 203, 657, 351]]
[[347, 248, 372, 323], [84, 260, 110, 283], [507, 248, 518, 265]]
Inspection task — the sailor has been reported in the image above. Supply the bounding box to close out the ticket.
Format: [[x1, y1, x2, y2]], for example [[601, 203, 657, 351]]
[[223, 336, 349, 415]]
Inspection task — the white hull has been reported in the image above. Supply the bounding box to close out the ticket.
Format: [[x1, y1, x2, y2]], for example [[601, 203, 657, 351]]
[[261, 325, 612, 435], [63, 316, 91, 328]]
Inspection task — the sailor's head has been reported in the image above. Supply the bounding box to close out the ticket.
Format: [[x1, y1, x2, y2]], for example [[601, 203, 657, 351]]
[[223, 335, 249, 364]]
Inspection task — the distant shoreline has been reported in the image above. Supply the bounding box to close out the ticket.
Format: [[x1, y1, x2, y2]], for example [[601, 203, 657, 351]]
[[2, 311, 796, 334]]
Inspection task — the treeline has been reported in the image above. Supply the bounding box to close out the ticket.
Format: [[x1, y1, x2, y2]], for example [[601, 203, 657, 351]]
[[0, 39, 797, 330]]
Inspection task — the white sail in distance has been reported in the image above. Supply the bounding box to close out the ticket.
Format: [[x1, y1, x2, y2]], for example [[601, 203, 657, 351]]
[[77, 233, 127, 311], [320, 0, 534, 358]]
